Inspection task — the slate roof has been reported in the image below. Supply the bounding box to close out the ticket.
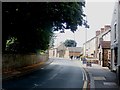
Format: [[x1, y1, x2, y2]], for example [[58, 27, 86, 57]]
[[57, 43, 83, 52], [67, 47, 83, 52], [57, 43, 67, 51]]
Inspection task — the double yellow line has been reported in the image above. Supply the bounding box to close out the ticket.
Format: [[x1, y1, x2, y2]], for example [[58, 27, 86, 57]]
[[81, 67, 88, 90], [83, 80, 88, 90]]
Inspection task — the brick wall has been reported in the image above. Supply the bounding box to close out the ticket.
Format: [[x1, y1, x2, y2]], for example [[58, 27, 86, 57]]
[[103, 49, 109, 67]]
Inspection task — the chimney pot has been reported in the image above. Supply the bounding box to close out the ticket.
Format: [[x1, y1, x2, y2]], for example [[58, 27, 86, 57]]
[[101, 28, 104, 33], [96, 31, 100, 36], [104, 25, 111, 31]]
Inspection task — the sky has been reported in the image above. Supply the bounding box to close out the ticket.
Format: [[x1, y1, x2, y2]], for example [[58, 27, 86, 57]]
[[54, 0, 116, 48]]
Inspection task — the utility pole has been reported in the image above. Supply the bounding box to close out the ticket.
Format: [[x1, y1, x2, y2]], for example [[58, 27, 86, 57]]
[[85, 16, 88, 58], [85, 26, 87, 57], [73, 32, 75, 59]]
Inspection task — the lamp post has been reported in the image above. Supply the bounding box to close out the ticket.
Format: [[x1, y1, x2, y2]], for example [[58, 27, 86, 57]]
[[84, 16, 89, 58], [73, 32, 75, 59], [85, 26, 87, 57]]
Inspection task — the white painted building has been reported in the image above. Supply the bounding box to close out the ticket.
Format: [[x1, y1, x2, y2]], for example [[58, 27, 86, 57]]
[[83, 25, 111, 59], [111, 0, 120, 71], [49, 48, 57, 58], [83, 36, 96, 58], [111, 0, 120, 85]]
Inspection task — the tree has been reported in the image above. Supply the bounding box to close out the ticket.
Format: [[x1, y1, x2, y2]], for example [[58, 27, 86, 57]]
[[64, 39, 77, 47], [2, 2, 85, 53]]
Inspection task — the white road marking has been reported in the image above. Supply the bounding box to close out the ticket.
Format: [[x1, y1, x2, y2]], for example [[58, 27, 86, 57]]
[[93, 76, 106, 80], [83, 69, 88, 81], [81, 69, 85, 80], [81, 68, 88, 81], [34, 84, 38, 86], [41, 68, 44, 69], [103, 82, 117, 86], [49, 73, 58, 80]]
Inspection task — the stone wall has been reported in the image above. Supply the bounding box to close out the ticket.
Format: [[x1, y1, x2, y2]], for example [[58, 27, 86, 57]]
[[2, 53, 49, 72]]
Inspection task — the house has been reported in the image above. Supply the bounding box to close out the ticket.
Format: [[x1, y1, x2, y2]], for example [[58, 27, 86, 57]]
[[111, 0, 120, 85], [98, 41, 111, 67], [83, 36, 96, 58], [83, 25, 111, 66], [67, 47, 83, 59], [56, 43, 83, 59], [96, 25, 111, 66], [49, 47, 57, 58], [57, 43, 67, 58], [111, 0, 120, 71]]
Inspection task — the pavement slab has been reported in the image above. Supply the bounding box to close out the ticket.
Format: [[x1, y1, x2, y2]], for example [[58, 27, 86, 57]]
[[80, 60, 120, 89]]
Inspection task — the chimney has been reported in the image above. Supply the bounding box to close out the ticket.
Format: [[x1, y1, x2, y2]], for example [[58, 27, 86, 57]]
[[96, 30, 100, 36], [104, 25, 111, 31], [101, 28, 104, 33]]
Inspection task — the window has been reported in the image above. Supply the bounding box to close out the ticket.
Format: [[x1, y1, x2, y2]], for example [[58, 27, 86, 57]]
[[114, 23, 117, 40]]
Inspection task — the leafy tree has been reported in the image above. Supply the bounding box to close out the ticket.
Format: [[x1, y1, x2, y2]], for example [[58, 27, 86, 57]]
[[64, 39, 77, 47], [2, 2, 85, 53]]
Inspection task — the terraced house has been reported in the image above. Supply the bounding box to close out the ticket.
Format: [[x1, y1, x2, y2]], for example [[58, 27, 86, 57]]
[[96, 25, 111, 67], [83, 25, 111, 66], [111, 0, 120, 85], [110, 0, 120, 85], [111, 0, 120, 71]]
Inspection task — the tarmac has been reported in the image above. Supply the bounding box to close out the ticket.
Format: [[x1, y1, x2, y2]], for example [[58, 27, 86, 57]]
[[80, 60, 120, 90], [2, 58, 54, 81], [2, 58, 120, 89]]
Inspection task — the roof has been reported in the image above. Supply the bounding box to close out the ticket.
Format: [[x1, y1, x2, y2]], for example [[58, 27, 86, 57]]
[[101, 41, 111, 48], [57, 43, 67, 51], [67, 47, 83, 52], [97, 29, 111, 38]]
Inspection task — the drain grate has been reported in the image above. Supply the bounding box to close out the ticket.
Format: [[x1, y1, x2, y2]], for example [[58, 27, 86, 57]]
[[93, 76, 106, 80]]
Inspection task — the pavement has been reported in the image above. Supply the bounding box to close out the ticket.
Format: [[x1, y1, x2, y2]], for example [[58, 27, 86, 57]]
[[80, 60, 120, 90]]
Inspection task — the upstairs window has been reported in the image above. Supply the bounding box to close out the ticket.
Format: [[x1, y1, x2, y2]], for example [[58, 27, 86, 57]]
[[114, 23, 117, 41]]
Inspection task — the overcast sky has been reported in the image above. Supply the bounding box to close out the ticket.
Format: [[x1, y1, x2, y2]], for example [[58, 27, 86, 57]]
[[54, 0, 116, 48]]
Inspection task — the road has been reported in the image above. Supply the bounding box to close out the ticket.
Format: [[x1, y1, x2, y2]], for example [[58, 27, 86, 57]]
[[3, 58, 88, 90]]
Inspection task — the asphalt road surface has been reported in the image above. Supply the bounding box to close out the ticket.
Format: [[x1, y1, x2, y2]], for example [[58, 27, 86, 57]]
[[3, 58, 88, 90]]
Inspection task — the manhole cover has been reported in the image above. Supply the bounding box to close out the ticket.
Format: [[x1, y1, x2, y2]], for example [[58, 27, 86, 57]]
[[93, 77, 106, 80], [103, 82, 117, 86]]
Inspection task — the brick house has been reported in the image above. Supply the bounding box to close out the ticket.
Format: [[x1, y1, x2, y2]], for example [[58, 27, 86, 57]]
[[67, 47, 83, 59], [98, 41, 111, 67], [56, 43, 83, 59], [83, 25, 111, 66], [95, 25, 111, 66]]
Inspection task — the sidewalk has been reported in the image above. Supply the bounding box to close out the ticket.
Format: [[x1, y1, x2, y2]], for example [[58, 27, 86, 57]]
[[3, 58, 54, 80], [81, 61, 120, 89]]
